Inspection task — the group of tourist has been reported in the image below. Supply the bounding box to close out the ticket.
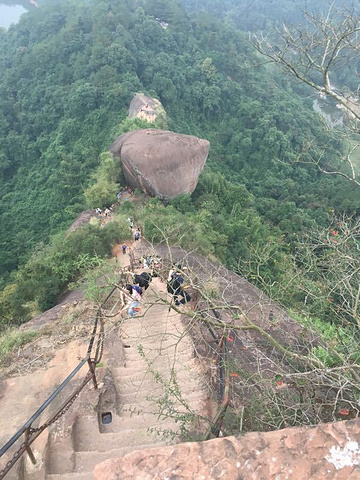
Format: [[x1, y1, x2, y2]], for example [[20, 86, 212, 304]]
[[95, 205, 115, 216], [121, 222, 141, 255], [121, 259, 192, 318], [94, 186, 137, 228], [139, 255, 161, 270], [117, 187, 134, 203], [112, 189, 192, 316], [121, 271, 152, 317]]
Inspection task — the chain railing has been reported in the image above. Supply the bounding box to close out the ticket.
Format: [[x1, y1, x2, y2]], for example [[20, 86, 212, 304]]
[[0, 268, 130, 480]]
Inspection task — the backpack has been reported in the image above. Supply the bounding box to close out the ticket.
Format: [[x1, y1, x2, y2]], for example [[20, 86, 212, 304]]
[[140, 272, 152, 282], [132, 285, 143, 295], [134, 275, 148, 288]]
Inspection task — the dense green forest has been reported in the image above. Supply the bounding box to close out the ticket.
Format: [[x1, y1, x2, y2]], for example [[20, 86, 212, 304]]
[[0, 0, 359, 329]]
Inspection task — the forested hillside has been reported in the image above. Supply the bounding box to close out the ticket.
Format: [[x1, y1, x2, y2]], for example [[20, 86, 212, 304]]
[[0, 0, 359, 329]]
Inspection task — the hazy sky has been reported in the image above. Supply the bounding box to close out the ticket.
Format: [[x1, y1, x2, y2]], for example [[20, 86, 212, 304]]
[[0, 4, 27, 29]]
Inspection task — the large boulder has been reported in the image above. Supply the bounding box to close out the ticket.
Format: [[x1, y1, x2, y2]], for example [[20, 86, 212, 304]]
[[109, 129, 210, 200], [94, 419, 360, 479], [128, 93, 165, 123]]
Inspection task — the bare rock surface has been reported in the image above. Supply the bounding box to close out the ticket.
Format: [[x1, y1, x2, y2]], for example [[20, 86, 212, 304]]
[[128, 93, 164, 122], [110, 129, 209, 199], [94, 419, 360, 479], [67, 209, 98, 233]]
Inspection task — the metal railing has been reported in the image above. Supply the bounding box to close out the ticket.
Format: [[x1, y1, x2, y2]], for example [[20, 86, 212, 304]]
[[0, 269, 129, 480]]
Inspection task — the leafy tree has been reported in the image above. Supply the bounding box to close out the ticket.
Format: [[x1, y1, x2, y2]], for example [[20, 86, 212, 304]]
[[84, 152, 120, 208]]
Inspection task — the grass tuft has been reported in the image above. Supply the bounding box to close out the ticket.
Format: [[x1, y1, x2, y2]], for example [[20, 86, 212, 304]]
[[0, 329, 38, 364]]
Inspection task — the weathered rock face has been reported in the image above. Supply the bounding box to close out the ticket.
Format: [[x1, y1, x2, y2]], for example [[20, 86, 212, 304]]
[[128, 93, 164, 122], [66, 210, 97, 233], [110, 129, 210, 200], [94, 419, 360, 479]]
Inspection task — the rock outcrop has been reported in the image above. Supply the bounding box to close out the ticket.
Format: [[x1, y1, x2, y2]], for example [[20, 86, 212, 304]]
[[66, 209, 97, 233], [94, 419, 360, 479], [110, 129, 209, 200], [128, 93, 164, 123]]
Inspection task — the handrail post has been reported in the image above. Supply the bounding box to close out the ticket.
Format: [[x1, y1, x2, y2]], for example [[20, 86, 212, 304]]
[[24, 428, 36, 465], [87, 359, 98, 390]]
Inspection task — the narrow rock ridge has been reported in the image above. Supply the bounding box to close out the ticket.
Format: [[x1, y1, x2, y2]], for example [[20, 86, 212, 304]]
[[42, 276, 210, 479]]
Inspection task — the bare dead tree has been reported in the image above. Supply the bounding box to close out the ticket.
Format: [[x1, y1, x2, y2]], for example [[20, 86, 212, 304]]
[[293, 214, 360, 328], [252, 2, 360, 186], [92, 223, 360, 434]]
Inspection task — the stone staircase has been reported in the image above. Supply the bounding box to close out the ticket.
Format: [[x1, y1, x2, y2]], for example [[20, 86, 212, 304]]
[[42, 276, 208, 479]]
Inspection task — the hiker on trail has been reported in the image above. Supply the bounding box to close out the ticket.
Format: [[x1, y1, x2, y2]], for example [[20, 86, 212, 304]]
[[134, 272, 152, 290], [140, 271, 152, 287], [167, 262, 181, 282], [151, 256, 162, 277], [125, 284, 142, 317], [126, 284, 142, 298], [140, 256, 148, 268], [167, 268, 191, 306], [104, 208, 111, 216], [95, 208, 102, 215], [134, 231, 140, 241], [153, 256, 161, 267], [122, 244, 127, 255], [130, 221, 134, 229]]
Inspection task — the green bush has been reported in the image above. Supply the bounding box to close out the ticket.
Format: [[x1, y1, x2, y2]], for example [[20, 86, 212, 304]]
[[0, 328, 38, 363], [84, 152, 120, 208], [1, 217, 132, 326]]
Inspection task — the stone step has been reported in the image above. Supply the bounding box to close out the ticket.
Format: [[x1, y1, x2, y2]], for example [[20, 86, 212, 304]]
[[124, 307, 179, 318], [124, 343, 194, 355], [121, 325, 183, 337], [122, 333, 182, 344], [107, 413, 176, 430], [122, 336, 191, 348], [115, 378, 201, 396], [119, 397, 205, 418], [112, 365, 201, 383], [114, 356, 198, 371], [75, 426, 177, 452], [46, 473, 93, 480], [117, 389, 203, 409], [73, 443, 170, 474], [117, 389, 163, 403], [121, 354, 194, 371]]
